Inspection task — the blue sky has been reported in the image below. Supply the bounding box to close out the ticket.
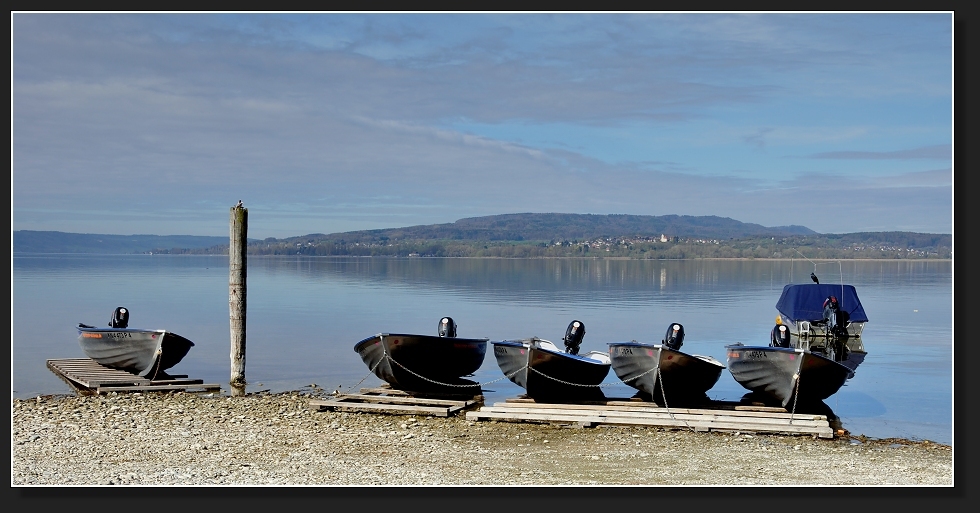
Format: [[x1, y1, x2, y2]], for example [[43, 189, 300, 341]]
[[12, 13, 953, 238]]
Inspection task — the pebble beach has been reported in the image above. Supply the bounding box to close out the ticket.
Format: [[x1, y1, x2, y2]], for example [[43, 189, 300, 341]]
[[11, 390, 954, 487]]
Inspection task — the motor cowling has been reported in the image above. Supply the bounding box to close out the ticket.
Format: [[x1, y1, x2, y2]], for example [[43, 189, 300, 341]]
[[663, 323, 685, 351], [771, 323, 791, 348], [109, 307, 129, 329], [438, 317, 457, 338], [563, 320, 585, 355]]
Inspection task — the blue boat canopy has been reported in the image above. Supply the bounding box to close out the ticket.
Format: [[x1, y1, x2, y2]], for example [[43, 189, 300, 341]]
[[775, 284, 869, 323]]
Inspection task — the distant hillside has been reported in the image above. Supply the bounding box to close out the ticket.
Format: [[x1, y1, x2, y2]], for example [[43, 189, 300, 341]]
[[251, 214, 948, 259], [282, 213, 817, 245], [12, 214, 952, 259], [12, 231, 231, 254]]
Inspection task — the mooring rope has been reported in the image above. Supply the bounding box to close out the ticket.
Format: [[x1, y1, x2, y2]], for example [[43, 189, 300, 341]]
[[348, 340, 698, 400], [339, 350, 389, 395], [787, 350, 805, 423], [656, 363, 695, 432], [386, 353, 482, 388], [147, 348, 164, 382], [345, 348, 531, 394], [526, 365, 620, 388]]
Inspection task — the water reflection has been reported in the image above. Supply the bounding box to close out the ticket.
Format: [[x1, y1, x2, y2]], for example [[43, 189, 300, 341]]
[[12, 255, 951, 444]]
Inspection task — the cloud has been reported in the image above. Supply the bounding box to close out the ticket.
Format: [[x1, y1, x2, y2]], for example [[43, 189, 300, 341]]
[[742, 127, 775, 150], [12, 13, 953, 238], [807, 144, 951, 160]]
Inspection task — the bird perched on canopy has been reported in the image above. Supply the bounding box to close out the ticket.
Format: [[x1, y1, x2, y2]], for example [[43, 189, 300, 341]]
[[811, 272, 819, 284]]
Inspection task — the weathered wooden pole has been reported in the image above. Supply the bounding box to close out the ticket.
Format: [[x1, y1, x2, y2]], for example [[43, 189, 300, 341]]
[[229, 202, 248, 395]]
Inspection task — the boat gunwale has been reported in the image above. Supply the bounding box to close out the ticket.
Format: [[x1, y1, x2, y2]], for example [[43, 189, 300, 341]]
[[498, 338, 611, 366], [355, 333, 490, 353]]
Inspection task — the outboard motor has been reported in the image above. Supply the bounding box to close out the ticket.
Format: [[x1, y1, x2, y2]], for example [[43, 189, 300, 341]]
[[822, 295, 839, 319], [771, 323, 791, 348], [563, 320, 586, 355], [823, 295, 849, 340], [438, 317, 457, 338], [109, 307, 129, 329], [663, 323, 685, 351]]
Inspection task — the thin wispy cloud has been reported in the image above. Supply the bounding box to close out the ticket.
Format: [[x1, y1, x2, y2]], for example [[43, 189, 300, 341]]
[[807, 144, 952, 160]]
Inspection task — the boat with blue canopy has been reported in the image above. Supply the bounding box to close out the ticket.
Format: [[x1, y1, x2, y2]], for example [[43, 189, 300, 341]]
[[775, 283, 869, 339]]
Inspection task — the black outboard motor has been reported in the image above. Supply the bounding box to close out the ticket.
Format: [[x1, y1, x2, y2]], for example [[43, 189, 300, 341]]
[[663, 323, 685, 351], [771, 323, 791, 348], [563, 320, 585, 355], [438, 317, 457, 338], [109, 307, 129, 329], [823, 295, 850, 340]]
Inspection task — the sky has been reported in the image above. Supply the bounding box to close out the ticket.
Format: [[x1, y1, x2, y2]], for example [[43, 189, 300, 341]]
[[12, 12, 954, 239]]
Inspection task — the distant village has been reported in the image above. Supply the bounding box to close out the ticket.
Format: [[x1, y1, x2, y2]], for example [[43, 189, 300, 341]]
[[276, 233, 949, 259]]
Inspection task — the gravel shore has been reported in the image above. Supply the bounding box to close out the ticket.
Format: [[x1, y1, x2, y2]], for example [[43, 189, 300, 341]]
[[12, 390, 953, 487]]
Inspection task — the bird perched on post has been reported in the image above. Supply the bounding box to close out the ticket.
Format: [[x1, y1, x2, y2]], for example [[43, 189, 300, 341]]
[[811, 272, 819, 284], [235, 199, 243, 209]]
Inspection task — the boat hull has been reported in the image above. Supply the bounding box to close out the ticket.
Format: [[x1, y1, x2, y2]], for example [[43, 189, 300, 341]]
[[77, 326, 194, 378], [725, 344, 852, 408], [608, 342, 725, 404], [493, 339, 610, 402], [353, 334, 488, 392]]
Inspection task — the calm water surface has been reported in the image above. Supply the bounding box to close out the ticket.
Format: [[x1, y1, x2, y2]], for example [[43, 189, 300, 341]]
[[12, 255, 953, 444]]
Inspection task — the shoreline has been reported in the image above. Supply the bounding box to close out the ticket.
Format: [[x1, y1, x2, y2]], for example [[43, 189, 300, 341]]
[[12, 390, 953, 486]]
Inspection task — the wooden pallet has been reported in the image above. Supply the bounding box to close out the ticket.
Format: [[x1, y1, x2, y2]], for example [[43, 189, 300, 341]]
[[465, 397, 834, 438], [46, 358, 221, 394], [309, 386, 483, 417]]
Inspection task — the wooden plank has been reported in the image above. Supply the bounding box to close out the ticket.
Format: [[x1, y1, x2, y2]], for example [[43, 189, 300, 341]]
[[359, 387, 414, 396], [311, 400, 458, 417], [479, 405, 829, 428], [336, 393, 472, 407], [147, 378, 205, 386], [514, 397, 790, 413], [467, 410, 605, 424], [359, 386, 484, 400], [97, 383, 222, 394], [491, 401, 826, 421], [465, 409, 833, 438]]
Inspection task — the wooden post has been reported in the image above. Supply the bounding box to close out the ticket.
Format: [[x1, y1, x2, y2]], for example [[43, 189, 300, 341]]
[[229, 204, 248, 395]]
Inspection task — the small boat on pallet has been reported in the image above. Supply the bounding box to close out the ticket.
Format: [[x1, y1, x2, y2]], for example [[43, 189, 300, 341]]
[[354, 317, 488, 393], [725, 320, 858, 408], [492, 320, 611, 403], [608, 323, 726, 405], [76, 307, 195, 379]]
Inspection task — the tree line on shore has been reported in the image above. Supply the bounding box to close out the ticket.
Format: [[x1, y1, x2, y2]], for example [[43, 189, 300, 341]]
[[14, 213, 951, 259], [163, 232, 950, 259]]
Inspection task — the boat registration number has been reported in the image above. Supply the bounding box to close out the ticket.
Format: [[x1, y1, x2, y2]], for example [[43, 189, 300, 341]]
[[106, 332, 133, 339], [728, 350, 769, 359]]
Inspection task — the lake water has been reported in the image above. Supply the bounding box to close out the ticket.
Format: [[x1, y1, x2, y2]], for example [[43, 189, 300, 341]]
[[12, 255, 953, 445]]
